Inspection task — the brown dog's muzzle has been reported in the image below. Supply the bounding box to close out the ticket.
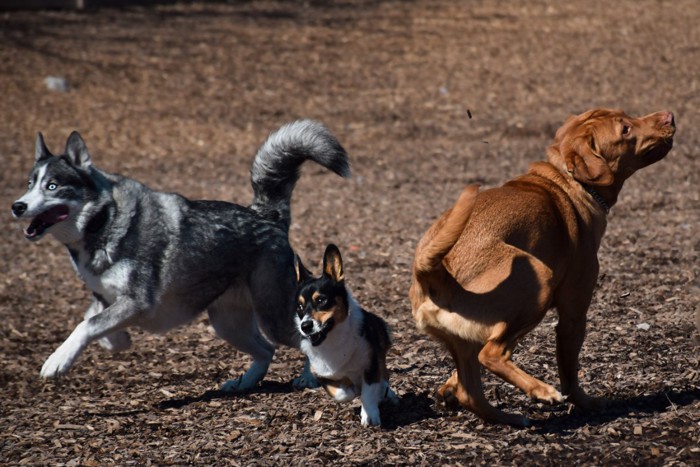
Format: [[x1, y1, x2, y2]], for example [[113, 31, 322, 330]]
[[639, 110, 676, 166]]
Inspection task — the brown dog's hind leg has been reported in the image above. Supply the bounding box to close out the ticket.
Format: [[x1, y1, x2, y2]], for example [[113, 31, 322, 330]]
[[443, 338, 530, 426], [479, 335, 563, 405]]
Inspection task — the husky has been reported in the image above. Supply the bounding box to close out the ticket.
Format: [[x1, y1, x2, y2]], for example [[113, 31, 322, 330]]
[[11, 120, 350, 392], [294, 244, 399, 426]]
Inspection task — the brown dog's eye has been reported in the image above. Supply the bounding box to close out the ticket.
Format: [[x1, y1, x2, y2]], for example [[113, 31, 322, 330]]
[[622, 125, 631, 136]]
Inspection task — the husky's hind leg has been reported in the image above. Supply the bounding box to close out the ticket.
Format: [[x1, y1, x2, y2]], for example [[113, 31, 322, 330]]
[[208, 286, 274, 392], [249, 254, 319, 389], [85, 297, 132, 352], [291, 357, 320, 390]]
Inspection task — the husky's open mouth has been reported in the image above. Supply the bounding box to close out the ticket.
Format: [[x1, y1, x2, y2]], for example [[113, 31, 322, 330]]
[[25, 205, 69, 240]]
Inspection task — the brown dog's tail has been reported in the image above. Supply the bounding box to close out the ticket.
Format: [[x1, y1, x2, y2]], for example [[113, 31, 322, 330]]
[[413, 184, 480, 278]]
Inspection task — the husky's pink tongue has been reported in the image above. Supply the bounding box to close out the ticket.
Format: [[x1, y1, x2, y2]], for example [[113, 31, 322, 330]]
[[25, 205, 69, 239]]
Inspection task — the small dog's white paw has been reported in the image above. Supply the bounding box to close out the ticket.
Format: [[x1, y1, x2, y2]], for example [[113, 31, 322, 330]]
[[360, 404, 381, 427], [98, 330, 132, 352]]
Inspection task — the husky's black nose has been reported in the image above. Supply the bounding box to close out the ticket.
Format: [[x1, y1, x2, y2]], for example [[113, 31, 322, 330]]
[[300, 320, 314, 334], [11, 201, 27, 217]]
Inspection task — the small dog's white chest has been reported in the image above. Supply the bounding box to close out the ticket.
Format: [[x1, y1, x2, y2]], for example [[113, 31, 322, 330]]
[[303, 331, 370, 381]]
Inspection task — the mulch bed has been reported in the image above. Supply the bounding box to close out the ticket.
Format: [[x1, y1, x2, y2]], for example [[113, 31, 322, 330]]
[[1, 1, 698, 464]]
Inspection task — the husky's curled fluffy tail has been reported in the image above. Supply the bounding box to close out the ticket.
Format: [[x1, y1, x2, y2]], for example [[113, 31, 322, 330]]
[[250, 120, 351, 230]]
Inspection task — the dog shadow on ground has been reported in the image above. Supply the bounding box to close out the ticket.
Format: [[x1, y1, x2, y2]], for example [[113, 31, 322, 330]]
[[154, 379, 295, 410], [154, 382, 442, 430], [379, 391, 441, 430], [529, 387, 700, 433]]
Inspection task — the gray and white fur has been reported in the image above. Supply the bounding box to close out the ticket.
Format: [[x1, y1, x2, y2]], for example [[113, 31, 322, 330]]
[[11, 120, 350, 392]]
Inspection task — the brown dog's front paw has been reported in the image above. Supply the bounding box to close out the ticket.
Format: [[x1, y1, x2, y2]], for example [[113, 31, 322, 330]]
[[436, 383, 460, 410], [529, 384, 564, 405]]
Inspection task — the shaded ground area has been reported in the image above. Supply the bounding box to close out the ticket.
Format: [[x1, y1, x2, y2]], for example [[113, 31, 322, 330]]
[[0, 0, 698, 464]]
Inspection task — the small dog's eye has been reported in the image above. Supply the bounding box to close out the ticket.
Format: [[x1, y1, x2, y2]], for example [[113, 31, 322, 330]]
[[297, 302, 304, 311], [47, 182, 58, 191], [315, 295, 327, 307]]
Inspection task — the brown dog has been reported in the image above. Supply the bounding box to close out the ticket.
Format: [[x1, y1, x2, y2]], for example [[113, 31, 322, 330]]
[[410, 109, 676, 426]]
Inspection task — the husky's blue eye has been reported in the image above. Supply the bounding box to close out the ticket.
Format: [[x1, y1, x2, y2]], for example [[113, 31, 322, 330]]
[[47, 182, 58, 191]]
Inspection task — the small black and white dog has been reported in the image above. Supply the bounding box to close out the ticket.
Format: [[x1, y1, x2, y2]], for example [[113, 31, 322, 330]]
[[294, 244, 398, 426], [11, 120, 350, 391]]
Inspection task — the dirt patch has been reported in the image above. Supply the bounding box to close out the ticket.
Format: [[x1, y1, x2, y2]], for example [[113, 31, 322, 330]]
[[1, 0, 698, 464]]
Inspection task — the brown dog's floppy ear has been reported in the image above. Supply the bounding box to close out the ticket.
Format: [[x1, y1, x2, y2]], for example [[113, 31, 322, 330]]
[[322, 244, 344, 283], [294, 254, 313, 284], [564, 135, 614, 186]]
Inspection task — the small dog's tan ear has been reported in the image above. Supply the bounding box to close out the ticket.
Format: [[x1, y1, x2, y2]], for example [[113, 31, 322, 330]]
[[564, 136, 614, 186], [322, 244, 344, 283], [294, 254, 313, 284]]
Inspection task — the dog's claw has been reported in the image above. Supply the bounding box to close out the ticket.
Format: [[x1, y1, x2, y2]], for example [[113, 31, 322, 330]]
[[40, 352, 72, 378], [40, 330, 84, 378], [530, 386, 564, 405]]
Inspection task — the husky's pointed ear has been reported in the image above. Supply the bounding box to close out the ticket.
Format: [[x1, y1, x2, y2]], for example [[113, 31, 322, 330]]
[[322, 244, 344, 283], [564, 135, 614, 186], [294, 254, 313, 284], [65, 131, 92, 169], [35, 133, 52, 162]]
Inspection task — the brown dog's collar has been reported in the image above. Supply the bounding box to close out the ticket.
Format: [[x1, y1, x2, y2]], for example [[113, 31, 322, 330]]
[[582, 184, 610, 214]]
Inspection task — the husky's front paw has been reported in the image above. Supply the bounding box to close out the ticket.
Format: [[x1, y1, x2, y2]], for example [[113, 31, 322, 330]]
[[41, 346, 77, 378], [40, 323, 88, 378]]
